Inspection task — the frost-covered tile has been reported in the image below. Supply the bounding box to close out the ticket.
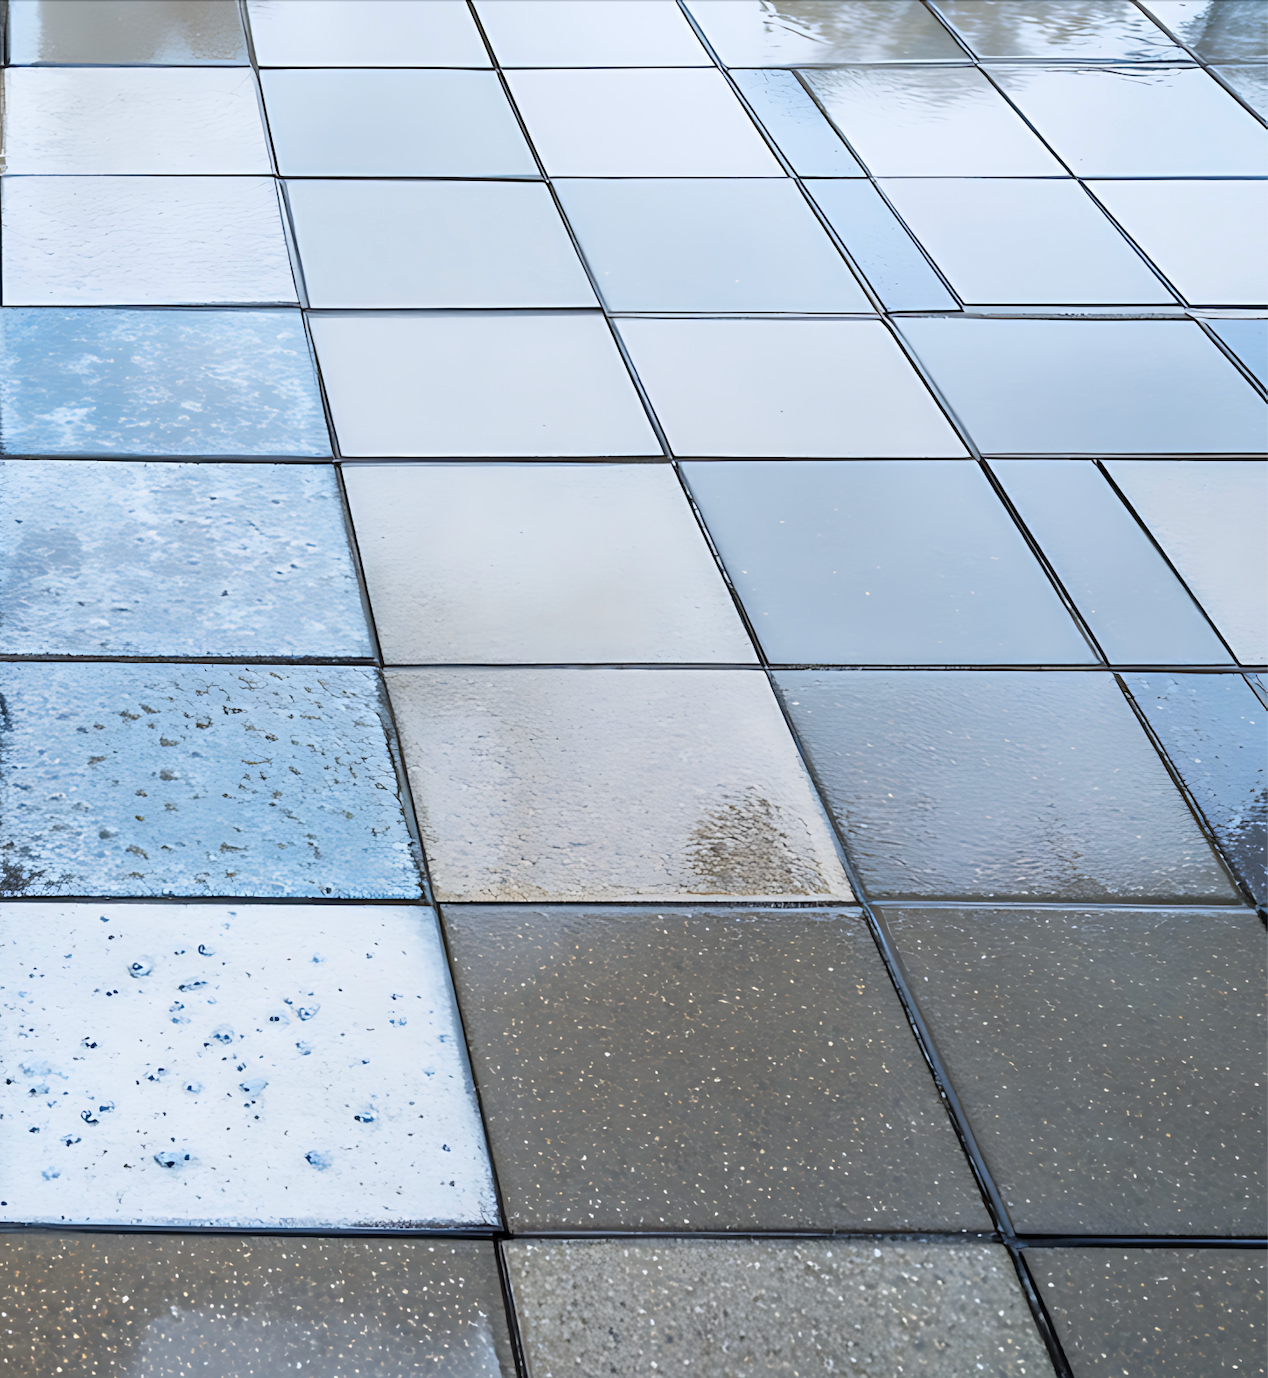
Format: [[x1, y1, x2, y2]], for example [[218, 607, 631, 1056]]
[[0, 664, 420, 899], [0, 904, 497, 1228]]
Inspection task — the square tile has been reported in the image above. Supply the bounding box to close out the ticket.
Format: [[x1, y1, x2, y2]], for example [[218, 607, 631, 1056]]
[[476, 0, 710, 65], [776, 670, 1240, 902], [309, 314, 658, 458], [2, 177, 295, 307], [0, 664, 420, 900], [683, 460, 1091, 664], [8, 0, 248, 64], [935, 0, 1184, 60], [0, 309, 330, 457], [505, 69, 782, 175], [555, 178, 869, 311], [343, 464, 753, 664], [888, 906, 1267, 1233], [2, 67, 269, 174], [246, 0, 490, 66], [386, 668, 852, 902], [445, 905, 988, 1231], [0, 461, 370, 658], [618, 319, 967, 457], [0, 903, 495, 1227], [731, 69, 865, 175], [1140, 0, 1268, 61]]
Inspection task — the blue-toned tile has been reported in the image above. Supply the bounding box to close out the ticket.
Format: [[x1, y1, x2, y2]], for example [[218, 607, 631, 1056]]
[[730, 69, 865, 176], [0, 310, 330, 457], [0, 461, 370, 658], [1140, 0, 1268, 62], [1208, 317, 1268, 389], [935, 0, 1185, 61], [0, 664, 420, 899], [8, 0, 249, 64]]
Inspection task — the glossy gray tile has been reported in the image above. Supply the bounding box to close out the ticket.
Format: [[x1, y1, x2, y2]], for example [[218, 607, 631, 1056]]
[[935, 0, 1184, 61], [8, 0, 247, 64], [1141, 0, 1268, 61], [731, 68, 866, 176], [476, 0, 710, 65], [1208, 317, 1268, 389], [246, 0, 490, 66]]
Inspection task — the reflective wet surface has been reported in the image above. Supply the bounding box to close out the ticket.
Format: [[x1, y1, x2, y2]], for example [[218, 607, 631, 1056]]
[[935, 0, 1185, 61], [9, 0, 247, 65]]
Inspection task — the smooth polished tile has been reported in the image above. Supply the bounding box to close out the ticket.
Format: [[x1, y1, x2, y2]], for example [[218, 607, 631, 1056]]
[[506, 68, 782, 175], [1209, 317, 1268, 388], [935, 0, 1184, 60], [731, 69, 865, 175], [619, 319, 967, 457], [901, 318, 1267, 454], [261, 70, 536, 177], [0, 664, 420, 899], [0, 1235, 514, 1377], [1214, 61, 1268, 116], [309, 314, 657, 458], [801, 66, 1065, 175], [287, 181, 594, 309], [2, 177, 295, 307], [446, 905, 988, 1232], [684, 460, 1090, 664], [246, 0, 489, 66], [888, 907, 1266, 1234], [0, 461, 369, 658], [386, 669, 852, 903], [476, 0, 709, 65], [991, 459, 1229, 663], [0, 904, 494, 1228], [0, 309, 329, 457], [506, 1239, 1050, 1377], [344, 464, 753, 664], [1141, 0, 1268, 60], [776, 671, 1240, 902], [555, 178, 869, 312], [1106, 460, 1268, 663], [9, 0, 247, 63]]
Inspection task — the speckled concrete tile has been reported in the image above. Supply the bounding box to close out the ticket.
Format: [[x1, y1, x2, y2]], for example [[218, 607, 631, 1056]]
[[887, 907, 1267, 1235], [386, 669, 852, 903], [0, 904, 497, 1228], [0, 461, 369, 658], [504, 1237, 1054, 1377], [0, 663, 420, 899], [0, 1233, 514, 1376], [444, 905, 988, 1231]]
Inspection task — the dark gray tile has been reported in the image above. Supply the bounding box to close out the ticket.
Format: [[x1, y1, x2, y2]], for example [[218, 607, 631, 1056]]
[[444, 906, 989, 1231], [888, 906, 1267, 1235], [731, 69, 865, 176], [8, 0, 247, 64]]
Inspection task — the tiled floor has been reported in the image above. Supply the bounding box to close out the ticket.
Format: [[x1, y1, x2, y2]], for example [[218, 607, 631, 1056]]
[[0, 1, 1263, 1375]]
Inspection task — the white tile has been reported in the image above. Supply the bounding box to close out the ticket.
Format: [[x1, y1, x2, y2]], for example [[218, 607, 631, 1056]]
[[476, 0, 709, 66], [246, 0, 489, 66]]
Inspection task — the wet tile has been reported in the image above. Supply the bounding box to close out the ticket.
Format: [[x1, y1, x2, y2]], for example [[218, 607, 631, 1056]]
[[386, 668, 852, 903], [618, 319, 967, 457], [991, 460, 1230, 663], [476, 0, 709, 65], [309, 314, 657, 458], [776, 670, 1239, 901], [286, 180, 595, 309], [888, 907, 1267, 1234], [0, 903, 495, 1227], [2, 177, 295, 308], [684, 460, 1090, 664], [0, 461, 369, 659], [445, 905, 988, 1231], [506, 1238, 1051, 1377], [555, 178, 869, 312], [1029, 1247, 1267, 1378], [0, 1234, 514, 1377], [900, 318, 1268, 455], [344, 464, 754, 664], [991, 65, 1268, 176], [935, 0, 1184, 61], [260, 70, 536, 177], [505, 69, 782, 175], [880, 178, 1174, 306], [246, 0, 489, 66], [687, 0, 966, 64], [1141, 0, 1268, 61], [801, 66, 1065, 175], [1105, 460, 1268, 663], [0, 309, 330, 457], [1208, 317, 1268, 389], [1124, 674, 1267, 905], [0, 664, 420, 900], [731, 69, 866, 175], [8, 0, 247, 64], [1214, 61, 1268, 116], [1088, 180, 1267, 307], [2, 67, 269, 174]]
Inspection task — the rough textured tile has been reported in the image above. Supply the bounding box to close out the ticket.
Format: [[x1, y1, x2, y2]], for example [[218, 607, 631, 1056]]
[[0, 904, 494, 1228], [0, 461, 369, 658], [0, 664, 420, 899], [387, 669, 852, 903], [935, 0, 1184, 60], [505, 1238, 1053, 1378], [247, 0, 489, 66], [476, 0, 709, 65], [445, 905, 988, 1231], [889, 907, 1267, 1235], [776, 671, 1239, 902], [8, 0, 247, 63], [1029, 1247, 1267, 1378], [0, 309, 330, 457], [0, 1234, 514, 1376]]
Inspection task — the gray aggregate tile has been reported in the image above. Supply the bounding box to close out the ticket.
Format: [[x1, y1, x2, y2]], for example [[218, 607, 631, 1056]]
[[8, 0, 247, 64]]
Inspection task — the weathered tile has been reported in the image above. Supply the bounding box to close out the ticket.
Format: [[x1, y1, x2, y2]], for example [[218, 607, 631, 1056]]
[[247, 0, 489, 67], [8, 0, 247, 64]]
